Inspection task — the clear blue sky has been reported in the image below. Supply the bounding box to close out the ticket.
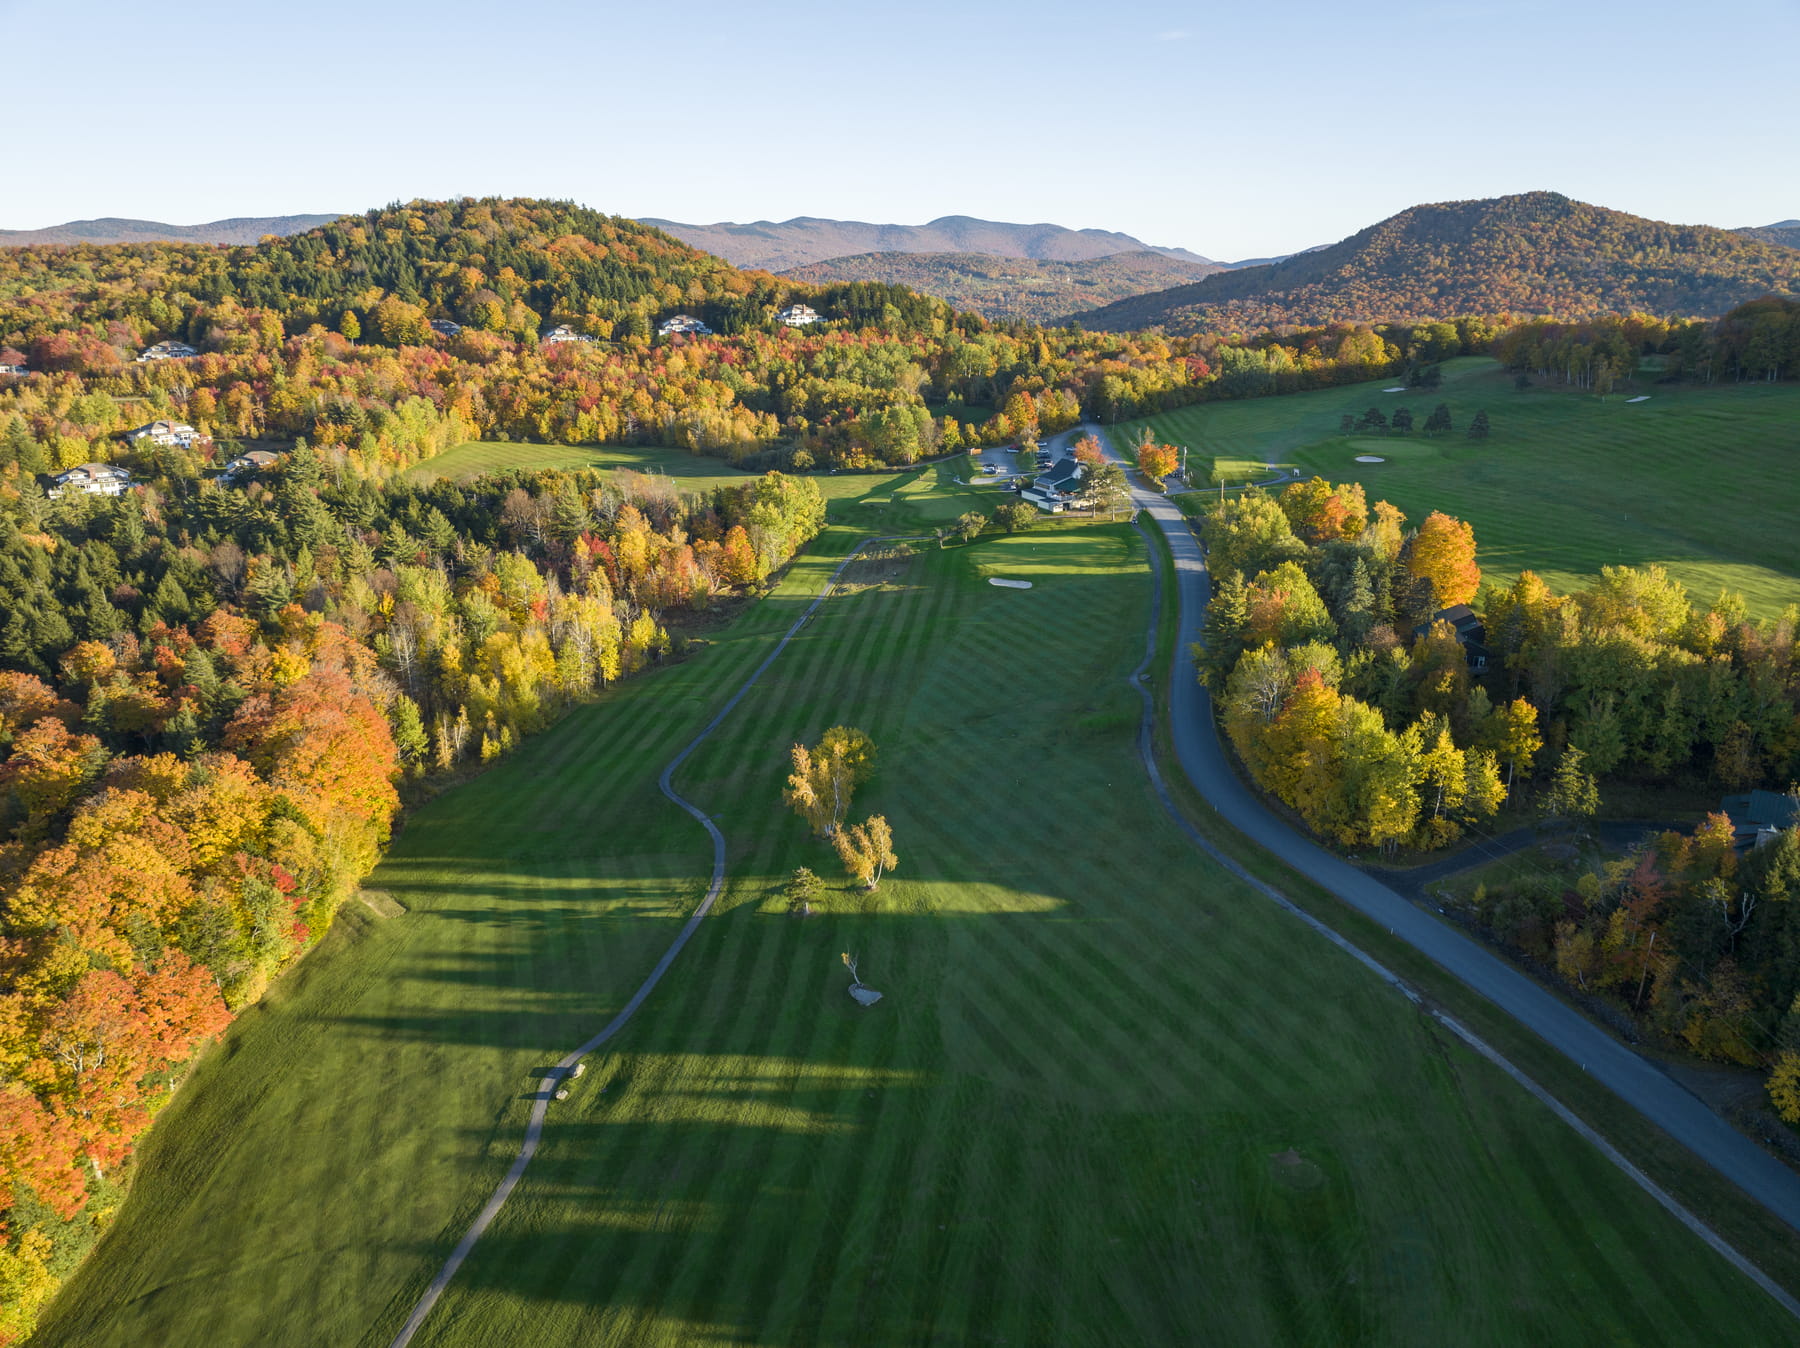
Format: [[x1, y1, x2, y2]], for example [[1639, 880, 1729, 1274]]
[[2, 0, 1793, 259]]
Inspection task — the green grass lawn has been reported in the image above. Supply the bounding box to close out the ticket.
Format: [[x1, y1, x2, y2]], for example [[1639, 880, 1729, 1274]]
[[33, 498, 1800, 1344], [1116, 358, 1800, 617]]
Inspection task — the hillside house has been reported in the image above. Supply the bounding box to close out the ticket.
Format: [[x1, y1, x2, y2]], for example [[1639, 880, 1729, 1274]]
[[0, 362, 26, 376], [220, 449, 281, 482], [540, 324, 595, 346], [777, 303, 821, 326], [658, 314, 712, 337], [48, 462, 131, 498], [1721, 790, 1799, 852], [1416, 603, 1490, 671], [126, 419, 206, 448], [429, 318, 463, 336], [137, 340, 198, 362]]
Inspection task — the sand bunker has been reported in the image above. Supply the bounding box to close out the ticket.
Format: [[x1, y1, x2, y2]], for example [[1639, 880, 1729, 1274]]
[[989, 578, 1033, 589], [1353, 455, 1386, 464], [1626, 395, 1650, 403], [1382, 386, 1407, 393]]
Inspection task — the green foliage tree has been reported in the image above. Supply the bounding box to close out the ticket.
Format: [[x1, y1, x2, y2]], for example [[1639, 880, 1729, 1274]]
[[1467, 409, 1491, 440]]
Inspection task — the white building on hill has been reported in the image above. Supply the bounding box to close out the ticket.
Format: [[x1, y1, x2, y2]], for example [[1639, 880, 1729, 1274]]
[[657, 314, 712, 336], [137, 340, 199, 362], [126, 419, 206, 448], [49, 462, 131, 498], [776, 303, 821, 326]]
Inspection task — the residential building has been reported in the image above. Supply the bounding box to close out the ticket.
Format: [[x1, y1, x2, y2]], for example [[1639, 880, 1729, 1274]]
[[657, 314, 712, 337], [1721, 790, 1799, 852], [49, 462, 131, 499], [137, 340, 199, 362], [126, 419, 206, 448], [0, 362, 26, 376], [541, 324, 595, 345], [220, 449, 281, 481], [776, 303, 821, 326], [429, 319, 463, 337], [1416, 604, 1490, 671]]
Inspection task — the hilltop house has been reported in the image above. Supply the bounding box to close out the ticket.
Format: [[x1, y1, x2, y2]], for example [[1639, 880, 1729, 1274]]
[[1721, 790, 1799, 852], [0, 361, 26, 377], [658, 314, 712, 337], [137, 340, 198, 362], [220, 449, 281, 482], [777, 303, 821, 326], [540, 324, 595, 346], [126, 419, 206, 448], [48, 462, 131, 498], [429, 318, 463, 337], [1416, 603, 1490, 671]]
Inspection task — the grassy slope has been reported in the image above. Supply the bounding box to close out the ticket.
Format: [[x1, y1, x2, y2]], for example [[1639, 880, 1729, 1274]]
[[33, 481, 1797, 1345], [1117, 357, 1800, 617]]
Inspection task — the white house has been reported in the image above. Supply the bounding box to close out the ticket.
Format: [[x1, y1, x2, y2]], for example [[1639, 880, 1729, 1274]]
[[137, 340, 199, 362], [776, 303, 821, 327], [657, 314, 712, 337], [0, 362, 26, 377], [49, 462, 131, 499], [126, 419, 206, 448], [540, 324, 595, 346]]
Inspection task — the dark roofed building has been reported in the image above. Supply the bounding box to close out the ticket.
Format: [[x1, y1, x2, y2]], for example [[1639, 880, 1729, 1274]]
[[1417, 603, 1490, 671], [1722, 790, 1800, 851]]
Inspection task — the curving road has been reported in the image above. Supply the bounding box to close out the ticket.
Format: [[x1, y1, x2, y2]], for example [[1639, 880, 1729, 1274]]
[[1088, 422, 1800, 1264]]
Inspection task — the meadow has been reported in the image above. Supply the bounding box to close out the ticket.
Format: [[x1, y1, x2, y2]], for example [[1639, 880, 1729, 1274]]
[[1117, 358, 1800, 617], [33, 460, 1798, 1346]]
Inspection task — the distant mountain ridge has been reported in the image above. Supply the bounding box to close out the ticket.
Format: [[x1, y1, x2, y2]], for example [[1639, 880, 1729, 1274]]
[[641, 214, 1219, 272], [1071, 192, 1800, 334], [0, 214, 344, 247], [779, 249, 1226, 323], [1736, 219, 1800, 250]]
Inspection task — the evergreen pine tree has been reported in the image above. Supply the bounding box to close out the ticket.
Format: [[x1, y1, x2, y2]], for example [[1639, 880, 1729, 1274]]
[[1467, 409, 1491, 440]]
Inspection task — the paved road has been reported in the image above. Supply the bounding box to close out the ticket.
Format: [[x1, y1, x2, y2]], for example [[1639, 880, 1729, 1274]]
[[1084, 420, 1800, 1239]]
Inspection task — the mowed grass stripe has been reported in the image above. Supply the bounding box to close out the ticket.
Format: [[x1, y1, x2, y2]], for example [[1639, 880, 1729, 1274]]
[[36, 508, 1800, 1347]]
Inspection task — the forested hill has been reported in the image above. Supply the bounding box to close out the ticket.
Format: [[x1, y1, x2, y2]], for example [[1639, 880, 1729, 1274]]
[[779, 249, 1223, 323], [0, 214, 343, 247], [0, 198, 952, 345], [1071, 193, 1800, 333], [642, 214, 1216, 271]]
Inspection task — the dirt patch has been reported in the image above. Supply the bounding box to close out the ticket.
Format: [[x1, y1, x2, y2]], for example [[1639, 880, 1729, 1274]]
[[834, 543, 916, 595], [1269, 1147, 1326, 1191], [360, 890, 407, 919]]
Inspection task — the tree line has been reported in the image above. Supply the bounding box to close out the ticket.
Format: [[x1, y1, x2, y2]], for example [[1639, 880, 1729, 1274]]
[[0, 442, 823, 1333], [1198, 475, 1800, 1131]]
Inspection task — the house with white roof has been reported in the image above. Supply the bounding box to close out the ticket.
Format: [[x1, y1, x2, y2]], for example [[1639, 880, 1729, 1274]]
[[540, 324, 596, 346], [657, 314, 712, 337], [776, 303, 821, 327]]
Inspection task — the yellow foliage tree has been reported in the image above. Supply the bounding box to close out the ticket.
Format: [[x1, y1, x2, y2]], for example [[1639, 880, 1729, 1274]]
[[783, 727, 875, 837], [834, 814, 898, 890]]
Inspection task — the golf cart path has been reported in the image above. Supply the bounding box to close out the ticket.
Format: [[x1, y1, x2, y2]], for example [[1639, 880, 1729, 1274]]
[[1090, 420, 1800, 1315], [387, 535, 918, 1348]]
